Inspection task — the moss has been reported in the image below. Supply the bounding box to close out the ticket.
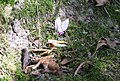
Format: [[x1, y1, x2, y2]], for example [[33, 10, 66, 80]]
[[0, 0, 119, 81], [0, 0, 15, 6], [14, 69, 29, 81]]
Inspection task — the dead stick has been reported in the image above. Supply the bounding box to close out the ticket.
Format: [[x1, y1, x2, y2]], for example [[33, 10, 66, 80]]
[[74, 61, 92, 76], [32, 60, 41, 69], [31, 49, 49, 52]]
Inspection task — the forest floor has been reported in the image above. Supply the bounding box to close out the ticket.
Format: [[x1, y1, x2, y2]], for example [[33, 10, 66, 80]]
[[0, 0, 120, 81]]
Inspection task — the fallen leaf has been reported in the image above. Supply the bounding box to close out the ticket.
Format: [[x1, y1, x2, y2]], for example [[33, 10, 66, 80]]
[[61, 57, 75, 65], [105, 38, 117, 49], [31, 70, 41, 76], [39, 56, 59, 73], [53, 43, 67, 47], [96, 38, 117, 50], [95, 0, 108, 6], [96, 38, 108, 50], [47, 39, 67, 48], [25, 55, 60, 74], [48, 40, 67, 44], [46, 43, 55, 48]]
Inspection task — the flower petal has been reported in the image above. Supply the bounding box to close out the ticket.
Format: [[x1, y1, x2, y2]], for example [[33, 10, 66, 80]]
[[61, 19, 69, 31], [55, 17, 61, 32]]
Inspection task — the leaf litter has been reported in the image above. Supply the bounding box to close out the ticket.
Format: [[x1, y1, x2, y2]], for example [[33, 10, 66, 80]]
[[21, 38, 69, 76], [7, 16, 120, 80], [2, 0, 120, 80], [92, 37, 119, 58]]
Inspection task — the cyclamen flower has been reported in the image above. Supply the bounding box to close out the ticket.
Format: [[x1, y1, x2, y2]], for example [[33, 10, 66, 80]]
[[55, 17, 69, 35]]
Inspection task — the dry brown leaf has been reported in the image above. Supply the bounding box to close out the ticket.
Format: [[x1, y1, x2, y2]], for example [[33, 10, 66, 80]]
[[61, 57, 74, 65], [95, 0, 108, 6], [25, 55, 60, 74], [92, 38, 118, 58], [105, 38, 117, 49], [47, 39, 67, 48], [39, 56, 59, 73], [31, 70, 41, 76], [48, 39, 67, 44], [96, 38, 117, 51], [96, 38, 108, 50], [46, 43, 55, 48]]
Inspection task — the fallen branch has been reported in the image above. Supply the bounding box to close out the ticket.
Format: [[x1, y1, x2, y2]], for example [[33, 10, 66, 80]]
[[31, 48, 56, 56]]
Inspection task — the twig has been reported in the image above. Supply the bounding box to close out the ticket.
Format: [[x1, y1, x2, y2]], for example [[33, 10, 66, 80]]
[[91, 49, 97, 58], [103, 7, 111, 17], [74, 61, 92, 76], [32, 49, 49, 52], [40, 48, 56, 56], [31, 48, 56, 56], [32, 60, 41, 69]]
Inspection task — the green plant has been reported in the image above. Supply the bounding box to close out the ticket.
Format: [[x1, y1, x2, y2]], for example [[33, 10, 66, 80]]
[[0, 0, 15, 6], [15, 69, 29, 81]]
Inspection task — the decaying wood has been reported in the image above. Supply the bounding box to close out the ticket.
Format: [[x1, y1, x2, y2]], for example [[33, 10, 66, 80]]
[[21, 48, 30, 72]]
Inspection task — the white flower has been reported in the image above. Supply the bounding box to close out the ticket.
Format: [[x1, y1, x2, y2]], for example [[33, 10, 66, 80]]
[[55, 17, 69, 35]]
